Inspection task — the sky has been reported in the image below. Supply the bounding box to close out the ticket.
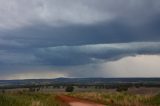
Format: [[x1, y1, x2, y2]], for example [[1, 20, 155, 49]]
[[0, 0, 160, 79]]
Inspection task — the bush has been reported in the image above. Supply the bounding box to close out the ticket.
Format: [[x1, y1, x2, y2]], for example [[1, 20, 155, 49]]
[[65, 86, 74, 92], [1, 89, 5, 94], [116, 86, 128, 92]]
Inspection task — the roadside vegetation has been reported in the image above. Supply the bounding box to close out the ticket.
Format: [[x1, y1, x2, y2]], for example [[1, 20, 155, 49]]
[[0, 84, 159, 106], [68, 92, 160, 106], [0, 92, 59, 106]]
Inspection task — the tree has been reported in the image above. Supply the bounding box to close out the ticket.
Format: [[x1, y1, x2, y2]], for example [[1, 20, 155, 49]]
[[65, 86, 74, 92], [116, 86, 128, 92]]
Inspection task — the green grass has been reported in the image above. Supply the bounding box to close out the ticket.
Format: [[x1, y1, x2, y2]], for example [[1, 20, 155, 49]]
[[0, 92, 59, 106], [144, 93, 160, 105]]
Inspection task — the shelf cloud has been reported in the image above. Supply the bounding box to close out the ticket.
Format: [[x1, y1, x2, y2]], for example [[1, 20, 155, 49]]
[[0, 0, 160, 79]]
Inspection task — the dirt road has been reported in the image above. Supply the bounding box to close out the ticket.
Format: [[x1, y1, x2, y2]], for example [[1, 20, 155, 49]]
[[56, 95, 106, 106]]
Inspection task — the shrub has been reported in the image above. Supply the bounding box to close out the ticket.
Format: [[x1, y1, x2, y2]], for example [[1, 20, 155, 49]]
[[65, 86, 74, 92], [116, 86, 128, 92]]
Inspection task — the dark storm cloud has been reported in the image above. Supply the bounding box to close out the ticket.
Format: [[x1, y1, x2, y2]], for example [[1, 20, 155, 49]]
[[2, 19, 160, 48], [35, 42, 160, 66], [0, 0, 160, 78], [0, 0, 160, 48], [0, 42, 160, 67]]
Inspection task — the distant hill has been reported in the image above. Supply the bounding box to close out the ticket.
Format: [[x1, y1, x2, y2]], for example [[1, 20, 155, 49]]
[[0, 78, 160, 87]]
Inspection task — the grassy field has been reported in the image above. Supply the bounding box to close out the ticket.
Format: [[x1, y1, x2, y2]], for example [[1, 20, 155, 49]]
[[68, 92, 160, 106], [0, 88, 160, 106], [0, 92, 59, 106]]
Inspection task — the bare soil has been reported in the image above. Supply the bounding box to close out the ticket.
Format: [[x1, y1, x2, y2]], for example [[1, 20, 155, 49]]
[[56, 95, 106, 106]]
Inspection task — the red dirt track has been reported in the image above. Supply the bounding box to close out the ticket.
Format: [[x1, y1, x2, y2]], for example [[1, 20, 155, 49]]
[[56, 95, 105, 106]]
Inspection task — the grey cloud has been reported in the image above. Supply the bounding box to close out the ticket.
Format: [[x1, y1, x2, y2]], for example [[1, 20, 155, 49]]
[[0, 42, 160, 79], [0, 0, 160, 78], [0, 42, 160, 67], [0, 52, 36, 65], [2, 19, 160, 49], [0, 0, 160, 29], [35, 42, 160, 66], [0, 0, 160, 49], [0, 0, 110, 29]]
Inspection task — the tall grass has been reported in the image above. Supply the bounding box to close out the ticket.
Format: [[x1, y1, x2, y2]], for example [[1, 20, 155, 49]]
[[1, 91, 159, 106], [68, 92, 160, 106], [0, 92, 59, 106]]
